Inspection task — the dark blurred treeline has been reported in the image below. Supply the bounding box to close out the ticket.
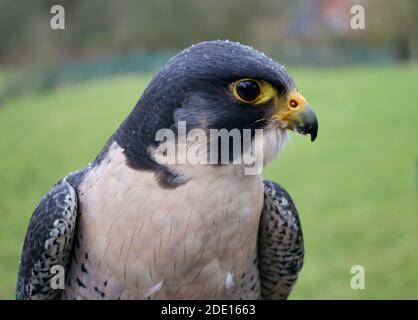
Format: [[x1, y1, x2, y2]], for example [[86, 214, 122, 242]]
[[0, 0, 417, 67]]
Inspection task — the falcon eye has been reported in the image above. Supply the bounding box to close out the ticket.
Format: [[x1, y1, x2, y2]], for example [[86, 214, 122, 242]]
[[231, 79, 276, 105], [234, 80, 261, 103]]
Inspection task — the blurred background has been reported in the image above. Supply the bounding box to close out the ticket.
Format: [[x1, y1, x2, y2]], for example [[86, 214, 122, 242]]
[[0, 0, 417, 299]]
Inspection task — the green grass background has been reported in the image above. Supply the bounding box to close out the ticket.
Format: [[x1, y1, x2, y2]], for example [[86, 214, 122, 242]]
[[0, 66, 417, 299]]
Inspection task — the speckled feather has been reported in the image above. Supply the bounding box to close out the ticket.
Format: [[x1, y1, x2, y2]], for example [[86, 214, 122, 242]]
[[16, 179, 78, 299], [258, 181, 304, 299]]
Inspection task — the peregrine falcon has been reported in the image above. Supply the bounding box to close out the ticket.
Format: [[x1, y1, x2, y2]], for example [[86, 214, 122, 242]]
[[16, 41, 318, 300]]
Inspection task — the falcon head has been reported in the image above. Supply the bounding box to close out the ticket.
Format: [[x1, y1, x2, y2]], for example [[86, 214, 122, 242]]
[[115, 41, 318, 185]]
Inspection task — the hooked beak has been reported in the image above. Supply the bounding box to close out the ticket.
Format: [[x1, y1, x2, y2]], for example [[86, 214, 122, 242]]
[[273, 89, 318, 142]]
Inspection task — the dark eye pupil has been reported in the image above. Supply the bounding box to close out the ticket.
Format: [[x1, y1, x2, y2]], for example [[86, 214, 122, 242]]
[[236, 80, 260, 102]]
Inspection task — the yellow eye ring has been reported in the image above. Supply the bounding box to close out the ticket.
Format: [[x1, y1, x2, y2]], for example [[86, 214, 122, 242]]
[[231, 79, 276, 105]]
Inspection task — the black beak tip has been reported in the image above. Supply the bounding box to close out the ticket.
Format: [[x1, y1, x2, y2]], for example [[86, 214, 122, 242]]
[[310, 129, 317, 142], [307, 121, 318, 142]]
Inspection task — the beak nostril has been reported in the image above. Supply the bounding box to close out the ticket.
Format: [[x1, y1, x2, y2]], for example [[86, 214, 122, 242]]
[[290, 99, 298, 108]]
